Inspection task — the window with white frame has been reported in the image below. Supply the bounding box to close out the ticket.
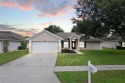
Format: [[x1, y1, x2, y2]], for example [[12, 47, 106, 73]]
[[64, 42, 69, 48], [122, 42, 125, 47]]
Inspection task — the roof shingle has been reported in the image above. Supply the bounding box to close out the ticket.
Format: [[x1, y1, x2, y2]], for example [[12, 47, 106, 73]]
[[0, 31, 25, 41]]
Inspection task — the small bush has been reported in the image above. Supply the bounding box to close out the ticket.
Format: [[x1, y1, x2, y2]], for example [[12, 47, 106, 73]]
[[116, 46, 125, 50], [62, 49, 76, 53], [21, 42, 27, 50], [116, 46, 121, 49]]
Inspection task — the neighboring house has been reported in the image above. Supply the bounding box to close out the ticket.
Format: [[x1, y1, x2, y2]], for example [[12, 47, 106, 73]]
[[29, 30, 102, 53], [102, 35, 125, 49], [0, 31, 25, 53]]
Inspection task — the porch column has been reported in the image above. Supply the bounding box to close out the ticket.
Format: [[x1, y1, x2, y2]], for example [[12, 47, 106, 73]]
[[78, 39, 80, 50], [70, 38, 72, 49], [29, 40, 32, 53]]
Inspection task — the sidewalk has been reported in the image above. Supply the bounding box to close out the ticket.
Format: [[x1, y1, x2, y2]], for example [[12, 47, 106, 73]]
[[54, 65, 125, 72]]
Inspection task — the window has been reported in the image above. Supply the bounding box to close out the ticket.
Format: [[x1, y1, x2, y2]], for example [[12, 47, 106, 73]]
[[122, 42, 125, 47], [64, 42, 68, 48], [80, 42, 85, 48]]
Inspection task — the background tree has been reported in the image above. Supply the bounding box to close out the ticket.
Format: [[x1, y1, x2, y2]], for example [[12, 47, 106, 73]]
[[71, 26, 78, 32], [98, 0, 125, 39], [72, 20, 109, 38], [73, 0, 125, 39], [44, 25, 64, 34]]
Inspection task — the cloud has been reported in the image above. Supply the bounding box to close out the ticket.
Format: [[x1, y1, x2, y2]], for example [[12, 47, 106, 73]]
[[0, 0, 34, 10], [0, 24, 17, 30], [0, 0, 76, 17], [41, 22, 55, 26], [37, 0, 74, 17], [0, 24, 39, 36]]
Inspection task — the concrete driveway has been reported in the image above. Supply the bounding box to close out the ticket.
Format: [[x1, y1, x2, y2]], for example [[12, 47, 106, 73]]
[[0, 53, 60, 83]]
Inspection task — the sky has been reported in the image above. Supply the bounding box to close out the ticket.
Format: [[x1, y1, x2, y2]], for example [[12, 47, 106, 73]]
[[0, 0, 77, 36]]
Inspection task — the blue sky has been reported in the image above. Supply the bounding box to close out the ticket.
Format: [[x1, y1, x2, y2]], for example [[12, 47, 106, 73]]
[[0, 0, 77, 36]]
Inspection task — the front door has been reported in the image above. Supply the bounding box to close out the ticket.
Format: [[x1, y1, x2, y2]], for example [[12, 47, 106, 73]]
[[72, 41, 76, 49]]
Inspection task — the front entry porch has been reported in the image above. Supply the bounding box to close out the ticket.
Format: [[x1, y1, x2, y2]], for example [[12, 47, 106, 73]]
[[61, 35, 80, 50]]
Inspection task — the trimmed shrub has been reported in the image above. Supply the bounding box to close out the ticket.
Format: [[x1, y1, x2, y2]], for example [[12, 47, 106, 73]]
[[62, 49, 76, 53], [3, 40, 9, 53], [116, 46, 125, 50], [21, 42, 27, 50]]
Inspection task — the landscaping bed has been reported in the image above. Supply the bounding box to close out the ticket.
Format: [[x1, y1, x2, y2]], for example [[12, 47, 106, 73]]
[[61, 48, 76, 53], [56, 49, 125, 66], [55, 70, 125, 83], [0, 49, 28, 65]]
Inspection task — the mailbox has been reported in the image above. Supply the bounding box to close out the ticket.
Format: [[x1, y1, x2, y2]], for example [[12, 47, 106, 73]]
[[88, 61, 97, 73], [88, 61, 97, 83]]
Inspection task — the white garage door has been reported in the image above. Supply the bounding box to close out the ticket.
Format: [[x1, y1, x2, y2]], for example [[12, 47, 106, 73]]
[[32, 42, 58, 53]]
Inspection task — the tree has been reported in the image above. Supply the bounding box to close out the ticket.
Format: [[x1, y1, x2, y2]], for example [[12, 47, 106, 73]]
[[72, 19, 109, 38], [73, 0, 125, 39], [99, 0, 125, 39], [71, 26, 78, 32], [44, 25, 64, 34]]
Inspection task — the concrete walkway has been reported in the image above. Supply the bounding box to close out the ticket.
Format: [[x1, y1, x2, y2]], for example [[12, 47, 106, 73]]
[[0, 53, 60, 83], [74, 50, 83, 54], [54, 65, 125, 72]]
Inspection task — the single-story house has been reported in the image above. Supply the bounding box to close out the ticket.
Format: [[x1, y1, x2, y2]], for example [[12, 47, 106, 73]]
[[0, 31, 25, 53], [29, 30, 102, 53], [56, 32, 102, 50], [102, 35, 125, 49]]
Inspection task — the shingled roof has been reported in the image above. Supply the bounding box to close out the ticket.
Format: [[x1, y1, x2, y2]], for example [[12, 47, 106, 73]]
[[56, 32, 102, 41], [104, 35, 125, 42], [0, 31, 25, 41], [56, 32, 77, 41]]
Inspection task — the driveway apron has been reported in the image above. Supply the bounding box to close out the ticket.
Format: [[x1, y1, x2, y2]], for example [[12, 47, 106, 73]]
[[0, 53, 60, 83]]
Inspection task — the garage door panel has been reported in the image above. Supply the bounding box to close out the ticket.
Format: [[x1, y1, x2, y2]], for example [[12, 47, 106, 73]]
[[32, 42, 58, 53]]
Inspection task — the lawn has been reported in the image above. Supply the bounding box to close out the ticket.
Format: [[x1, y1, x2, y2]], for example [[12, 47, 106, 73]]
[[56, 49, 125, 66], [0, 49, 28, 65], [55, 70, 125, 83]]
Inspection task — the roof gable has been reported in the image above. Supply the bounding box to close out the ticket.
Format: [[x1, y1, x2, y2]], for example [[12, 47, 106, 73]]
[[69, 35, 80, 39], [29, 30, 63, 41]]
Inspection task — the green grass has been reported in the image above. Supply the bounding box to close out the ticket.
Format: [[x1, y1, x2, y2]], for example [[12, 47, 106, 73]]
[[0, 49, 28, 65], [55, 70, 125, 83], [56, 49, 125, 66]]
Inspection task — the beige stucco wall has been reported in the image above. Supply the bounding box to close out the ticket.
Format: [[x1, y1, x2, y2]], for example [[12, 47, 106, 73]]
[[58, 40, 62, 52], [83, 41, 102, 50], [102, 41, 119, 49], [8, 42, 21, 51], [0, 41, 21, 53]]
